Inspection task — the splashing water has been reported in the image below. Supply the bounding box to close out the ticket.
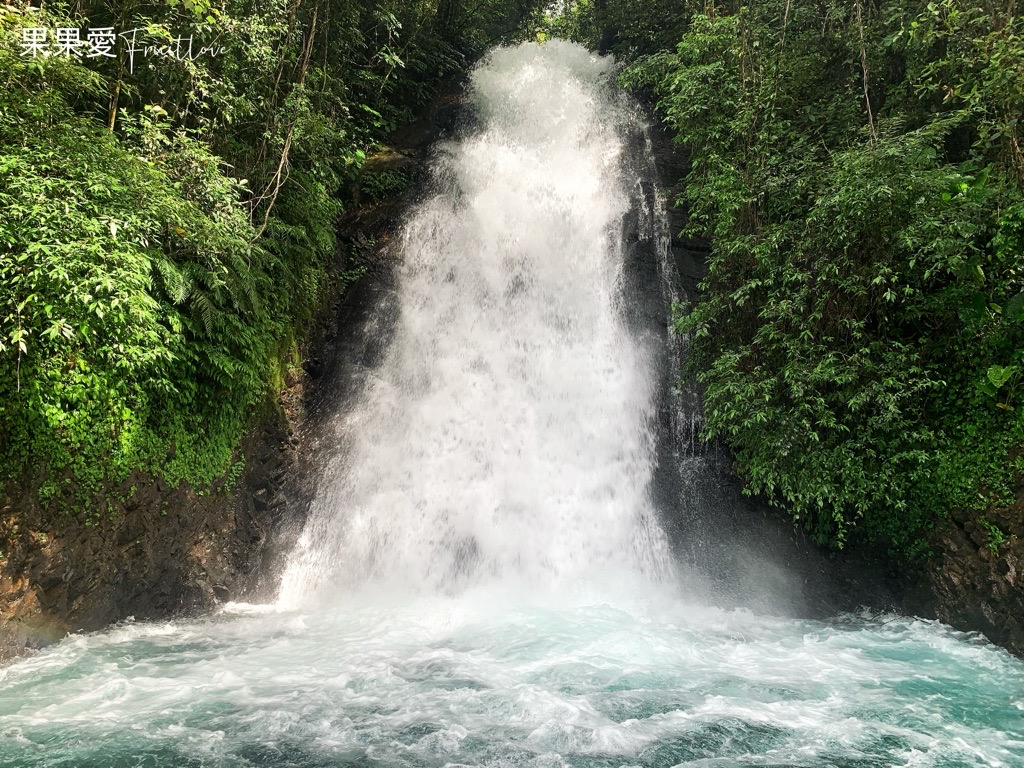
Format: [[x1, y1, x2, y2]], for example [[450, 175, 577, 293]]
[[1, 599, 1023, 767], [1, 42, 1023, 768], [277, 41, 670, 604]]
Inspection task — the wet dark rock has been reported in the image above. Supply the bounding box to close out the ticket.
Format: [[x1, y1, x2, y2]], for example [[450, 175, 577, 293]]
[[926, 483, 1024, 656]]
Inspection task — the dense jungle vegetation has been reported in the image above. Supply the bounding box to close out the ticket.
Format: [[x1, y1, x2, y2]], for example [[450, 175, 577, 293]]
[[0, 0, 546, 516], [551, 0, 1024, 555], [2, 0, 1021, 562]]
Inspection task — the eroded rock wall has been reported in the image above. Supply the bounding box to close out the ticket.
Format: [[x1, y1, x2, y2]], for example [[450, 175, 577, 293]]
[[0, 417, 297, 660], [928, 484, 1024, 656]]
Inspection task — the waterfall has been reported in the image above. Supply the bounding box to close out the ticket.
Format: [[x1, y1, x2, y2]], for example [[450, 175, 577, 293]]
[[278, 41, 672, 605]]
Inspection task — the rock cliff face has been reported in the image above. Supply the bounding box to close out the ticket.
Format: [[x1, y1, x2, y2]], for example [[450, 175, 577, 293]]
[[927, 484, 1024, 656], [0, 416, 298, 660], [0, 197, 407, 660]]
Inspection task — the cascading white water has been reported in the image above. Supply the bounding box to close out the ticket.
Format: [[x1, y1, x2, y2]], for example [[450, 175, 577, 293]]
[[278, 41, 671, 605], [2, 42, 1023, 768]]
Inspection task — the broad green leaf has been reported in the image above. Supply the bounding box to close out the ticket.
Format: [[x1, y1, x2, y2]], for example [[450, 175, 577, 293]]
[[987, 365, 1018, 390]]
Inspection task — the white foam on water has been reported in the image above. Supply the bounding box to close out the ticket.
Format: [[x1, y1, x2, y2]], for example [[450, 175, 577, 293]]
[[1, 601, 1022, 766]]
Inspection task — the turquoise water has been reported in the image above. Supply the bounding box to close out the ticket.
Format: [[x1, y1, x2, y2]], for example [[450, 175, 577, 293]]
[[1, 584, 1022, 767]]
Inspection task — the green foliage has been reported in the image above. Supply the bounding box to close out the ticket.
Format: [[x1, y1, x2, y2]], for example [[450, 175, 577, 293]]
[[360, 169, 413, 201], [538, 1, 598, 46], [0, 0, 546, 517], [617, 0, 1024, 555], [0, 6, 277, 512], [979, 517, 1007, 553]]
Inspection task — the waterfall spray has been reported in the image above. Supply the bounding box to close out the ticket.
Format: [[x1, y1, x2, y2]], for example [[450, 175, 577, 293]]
[[277, 42, 672, 605]]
